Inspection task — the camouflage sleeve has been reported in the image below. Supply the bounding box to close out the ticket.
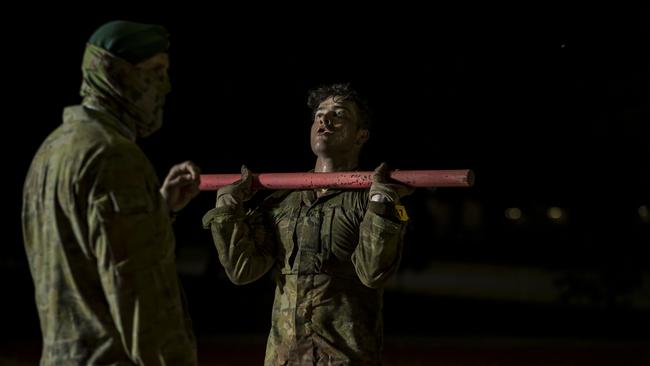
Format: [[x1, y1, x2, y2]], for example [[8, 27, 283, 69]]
[[87, 147, 197, 365], [202, 204, 276, 285], [352, 201, 407, 289]]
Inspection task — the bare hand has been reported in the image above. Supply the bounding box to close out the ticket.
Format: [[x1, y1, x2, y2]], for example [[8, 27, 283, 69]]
[[160, 161, 201, 213]]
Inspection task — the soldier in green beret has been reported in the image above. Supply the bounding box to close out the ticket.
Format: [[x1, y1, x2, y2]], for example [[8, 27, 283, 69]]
[[22, 20, 199, 365]]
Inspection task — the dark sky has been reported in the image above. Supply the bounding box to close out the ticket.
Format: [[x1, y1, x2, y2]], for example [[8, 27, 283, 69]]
[[3, 4, 648, 346]]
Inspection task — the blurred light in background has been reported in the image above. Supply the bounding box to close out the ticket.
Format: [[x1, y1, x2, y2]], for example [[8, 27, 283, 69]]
[[505, 207, 522, 220], [547, 206, 566, 222]]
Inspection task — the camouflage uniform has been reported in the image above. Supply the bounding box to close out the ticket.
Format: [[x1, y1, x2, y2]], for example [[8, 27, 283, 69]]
[[21, 42, 196, 365], [203, 188, 406, 365]]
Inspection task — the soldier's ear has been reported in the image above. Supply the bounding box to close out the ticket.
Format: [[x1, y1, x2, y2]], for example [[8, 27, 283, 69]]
[[356, 129, 369, 146]]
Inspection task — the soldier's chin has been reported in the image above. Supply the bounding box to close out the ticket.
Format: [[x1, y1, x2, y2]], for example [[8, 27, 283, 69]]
[[311, 141, 333, 155], [137, 112, 164, 138]]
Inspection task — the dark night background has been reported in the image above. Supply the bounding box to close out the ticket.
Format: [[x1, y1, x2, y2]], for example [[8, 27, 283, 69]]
[[2, 4, 648, 365]]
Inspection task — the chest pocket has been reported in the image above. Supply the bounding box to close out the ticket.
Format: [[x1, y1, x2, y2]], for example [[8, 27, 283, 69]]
[[321, 205, 362, 278], [271, 207, 299, 273], [93, 188, 170, 270], [117, 191, 153, 214]]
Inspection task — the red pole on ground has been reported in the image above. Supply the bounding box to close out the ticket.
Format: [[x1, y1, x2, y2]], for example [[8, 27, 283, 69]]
[[199, 170, 474, 191]]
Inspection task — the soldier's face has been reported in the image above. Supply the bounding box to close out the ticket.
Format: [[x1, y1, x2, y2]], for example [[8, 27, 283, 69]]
[[310, 96, 368, 157], [134, 52, 171, 98], [135, 53, 169, 77], [131, 53, 171, 134]]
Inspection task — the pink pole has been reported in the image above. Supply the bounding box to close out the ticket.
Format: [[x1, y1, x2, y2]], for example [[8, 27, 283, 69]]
[[199, 170, 474, 191]]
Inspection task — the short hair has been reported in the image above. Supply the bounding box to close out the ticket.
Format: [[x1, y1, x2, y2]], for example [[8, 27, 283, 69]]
[[307, 83, 371, 130]]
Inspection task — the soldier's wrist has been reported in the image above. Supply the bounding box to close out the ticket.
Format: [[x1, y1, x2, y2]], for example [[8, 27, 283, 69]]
[[368, 200, 395, 216]]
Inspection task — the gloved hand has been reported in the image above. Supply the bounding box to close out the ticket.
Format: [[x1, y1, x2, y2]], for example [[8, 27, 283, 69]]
[[216, 165, 258, 208], [369, 162, 415, 203]]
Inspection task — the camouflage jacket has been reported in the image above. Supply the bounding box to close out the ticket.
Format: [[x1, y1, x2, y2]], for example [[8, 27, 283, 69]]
[[22, 105, 197, 365], [203, 188, 406, 365]]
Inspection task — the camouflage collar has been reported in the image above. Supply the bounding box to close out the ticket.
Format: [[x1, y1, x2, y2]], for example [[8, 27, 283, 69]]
[[63, 105, 136, 141]]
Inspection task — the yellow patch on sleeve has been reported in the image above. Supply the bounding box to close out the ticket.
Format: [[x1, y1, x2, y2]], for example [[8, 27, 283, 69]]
[[395, 204, 409, 222]]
